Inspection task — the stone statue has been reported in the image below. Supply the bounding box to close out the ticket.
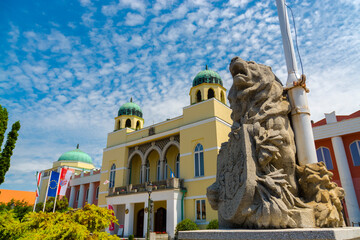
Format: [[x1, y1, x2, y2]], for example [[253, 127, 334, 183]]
[[207, 57, 345, 229]]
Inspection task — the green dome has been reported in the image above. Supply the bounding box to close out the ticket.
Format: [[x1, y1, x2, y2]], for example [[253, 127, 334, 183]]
[[193, 66, 223, 87], [58, 149, 93, 164], [118, 99, 143, 118]]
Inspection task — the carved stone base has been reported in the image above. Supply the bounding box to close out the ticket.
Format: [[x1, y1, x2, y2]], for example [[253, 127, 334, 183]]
[[179, 228, 360, 240], [290, 208, 315, 228]]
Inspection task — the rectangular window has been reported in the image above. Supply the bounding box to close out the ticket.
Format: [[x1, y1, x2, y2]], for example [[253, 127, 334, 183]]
[[76, 190, 80, 202], [195, 199, 206, 221], [95, 186, 99, 199], [85, 188, 89, 202]]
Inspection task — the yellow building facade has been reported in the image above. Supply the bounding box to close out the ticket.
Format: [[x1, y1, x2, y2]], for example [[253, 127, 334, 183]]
[[98, 68, 232, 238]]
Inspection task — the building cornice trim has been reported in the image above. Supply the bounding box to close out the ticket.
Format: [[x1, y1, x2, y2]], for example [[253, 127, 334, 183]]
[[313, 117, 360, 140]]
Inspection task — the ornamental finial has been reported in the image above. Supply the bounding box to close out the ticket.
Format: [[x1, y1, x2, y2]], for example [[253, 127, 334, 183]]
[[130, 97, 133, 102], [76, 144, 79, 149], [206, 64, 208, 70]]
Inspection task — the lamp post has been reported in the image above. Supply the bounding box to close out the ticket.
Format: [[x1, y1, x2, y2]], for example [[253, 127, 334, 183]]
[[146, 182, 153, 240]]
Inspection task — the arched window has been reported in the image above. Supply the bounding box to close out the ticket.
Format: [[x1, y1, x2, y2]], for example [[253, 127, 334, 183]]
[[117, 120, 121, 130], [175, 154, 180, 178], [350, 140, 360, 166], [136, 121, 140, 130], [125, 119, 131, 128], [316, 147, 333, 170], [157, 160, 161, 181], [207, 88, 215, 99], [196, 90, 202, 103], [194, 144, 204, 177], [109, 164, 116, 188], [221, 91, 225, 104]]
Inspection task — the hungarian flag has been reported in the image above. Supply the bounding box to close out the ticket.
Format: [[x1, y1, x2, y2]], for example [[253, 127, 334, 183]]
[[57, 168, 73, 196], [35, 171, 42, 197], [47, 171, 60, 197]]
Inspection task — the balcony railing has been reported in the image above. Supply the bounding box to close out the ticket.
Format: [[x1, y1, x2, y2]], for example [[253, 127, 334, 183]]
[[108, 178, 184, 196]]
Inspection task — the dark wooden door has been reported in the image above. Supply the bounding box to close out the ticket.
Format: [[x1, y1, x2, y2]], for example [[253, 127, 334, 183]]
[[155, 207, 166, 232], [136, 209, 144, 237]]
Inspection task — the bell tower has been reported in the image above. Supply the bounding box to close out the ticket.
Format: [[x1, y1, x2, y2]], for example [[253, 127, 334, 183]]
[[114, 98, 144, 131]]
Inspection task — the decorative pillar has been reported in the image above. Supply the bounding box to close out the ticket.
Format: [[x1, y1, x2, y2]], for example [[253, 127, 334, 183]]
[[325, 112, 360, 224], [88, 182, 95, 205], [124, 203, 134, 237], [141, 164, 146, 183], [159, 159, 164, 180], [77, 184, 85, 208], [144, 198, 149, 238], [69, 186, 76, 208], [166, 193, 181, 238]]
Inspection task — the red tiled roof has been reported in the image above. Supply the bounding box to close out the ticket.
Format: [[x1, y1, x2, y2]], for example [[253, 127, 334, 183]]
[[0, 189, 36, 205]]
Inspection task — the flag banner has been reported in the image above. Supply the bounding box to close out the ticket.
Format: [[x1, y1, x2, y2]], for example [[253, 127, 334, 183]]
[[103, 179, 110, 185], [168, 166, 175, 178], [108, 205, 115, 231], [57, 168, 73, 196], [47, 171, 60, 197], [35, 171, 42, 197]]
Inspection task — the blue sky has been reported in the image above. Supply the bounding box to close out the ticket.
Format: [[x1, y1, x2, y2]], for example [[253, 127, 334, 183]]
[[1, 0, 359, 192]]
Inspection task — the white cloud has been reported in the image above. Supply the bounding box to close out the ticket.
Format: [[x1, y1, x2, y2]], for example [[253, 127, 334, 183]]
[[125, 13, 145, 26]]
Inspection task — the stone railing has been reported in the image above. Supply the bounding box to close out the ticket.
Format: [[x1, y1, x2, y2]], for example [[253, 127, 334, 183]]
[[108, 178, 184, 196]]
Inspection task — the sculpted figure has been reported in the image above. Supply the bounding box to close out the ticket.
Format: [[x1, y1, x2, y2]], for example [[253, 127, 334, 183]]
[[207, 57, 344, 229]]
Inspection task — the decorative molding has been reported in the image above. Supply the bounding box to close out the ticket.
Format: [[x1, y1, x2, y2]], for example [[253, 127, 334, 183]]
[[184, 175, 216, 183], [313, 117, 360, 140], [180, 152, 191, 157], [99, 191, 108, 195], [104, 117, 231, 152], [184, 195, 207, 200], [204, 146, 221, 152], [100, 170, 108, 174]]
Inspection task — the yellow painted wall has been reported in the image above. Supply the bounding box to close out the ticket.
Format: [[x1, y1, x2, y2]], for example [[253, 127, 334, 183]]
[[189, 83, 227, 105], [165, 145, 179, 178], [130, 154, 142, 185], [153, 200, 166, 213], [147, 150, 160, 182]]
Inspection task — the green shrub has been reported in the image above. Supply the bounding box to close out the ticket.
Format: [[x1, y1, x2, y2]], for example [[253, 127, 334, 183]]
[[128, 234, 134, 240], [175, 219, 198, 236], [206, 219, 218, 229]]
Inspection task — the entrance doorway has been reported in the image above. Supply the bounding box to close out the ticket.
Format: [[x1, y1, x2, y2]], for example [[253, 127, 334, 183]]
[[155, 207, 166, 233], [136, 209, 144, 237]]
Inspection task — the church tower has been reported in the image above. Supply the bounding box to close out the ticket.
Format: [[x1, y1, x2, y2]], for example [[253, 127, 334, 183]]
[[189, 65, 226, 105], [114, 98, 144, 131]]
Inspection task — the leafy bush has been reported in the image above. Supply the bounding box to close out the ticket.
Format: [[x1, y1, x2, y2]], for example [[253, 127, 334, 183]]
[[128, 234, 134, 240], [206, 219, 218, 229], [175, 219, 198, 236], [0, 203, 118, 240], [0, 199, 32, 221], [35, 196, 69, 213]]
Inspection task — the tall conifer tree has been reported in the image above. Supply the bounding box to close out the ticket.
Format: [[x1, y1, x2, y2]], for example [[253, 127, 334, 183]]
[[0, 105, 20, 185]]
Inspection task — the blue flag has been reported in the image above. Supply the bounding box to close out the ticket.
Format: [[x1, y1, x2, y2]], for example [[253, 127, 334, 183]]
[[47, 171, 60, 197]]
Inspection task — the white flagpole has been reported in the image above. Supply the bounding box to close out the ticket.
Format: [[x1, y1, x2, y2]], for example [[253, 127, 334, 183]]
[[53, 168, 63, 213], [43, 171, 52, 212], [33, 171, 41, 212]]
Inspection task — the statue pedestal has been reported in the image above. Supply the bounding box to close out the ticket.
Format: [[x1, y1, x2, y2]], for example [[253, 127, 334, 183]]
[[179, 228, 360, 240]]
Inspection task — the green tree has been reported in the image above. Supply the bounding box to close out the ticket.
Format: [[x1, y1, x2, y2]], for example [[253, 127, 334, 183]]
[[0, 105, 21, 185], [175, 219, 198, 238]]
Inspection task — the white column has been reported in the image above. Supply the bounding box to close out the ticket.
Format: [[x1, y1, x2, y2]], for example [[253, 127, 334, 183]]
[[144, 198, 149, 238], [124, 203, 134, 237], [69, 186, 76, 208], [88, 182, 95, 205], [325, 112, 360, 224], [166, 194, 181, 238], [77, 184, 85, 208]]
